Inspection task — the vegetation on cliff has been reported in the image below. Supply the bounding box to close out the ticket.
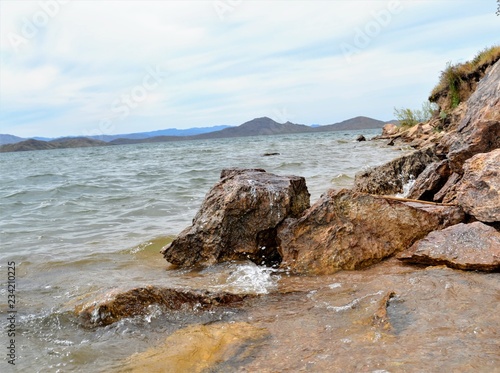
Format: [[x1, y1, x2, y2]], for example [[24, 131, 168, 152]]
[[429, 45, 500, 110]]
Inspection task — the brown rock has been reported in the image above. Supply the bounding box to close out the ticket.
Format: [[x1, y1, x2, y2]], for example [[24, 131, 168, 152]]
[[353, 147, 439, 195], [399, 222, 500, 271], [407, 160, 451, 201], [449, 149, 500, 222], [382, 123, 398, 137], [277, 189, 464, 274], [437, 61, 500, 172], [76, 286, 251, 327], [435, 172, 461, 202], [457, 60, 500, 131], [441, 120, 500, 173], [161, 168, 310, 267]]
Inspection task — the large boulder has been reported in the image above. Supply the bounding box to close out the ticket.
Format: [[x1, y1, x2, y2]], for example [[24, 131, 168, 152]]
[[399, 222, 500, 271], [161, 168, 310, 267], [76, 286, 251, 327], [353, 147, 439, 195], [277, 189, 464, 274], [444, 149, 500, 222]]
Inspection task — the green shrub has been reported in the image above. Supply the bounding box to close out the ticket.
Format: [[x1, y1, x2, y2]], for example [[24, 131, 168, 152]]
[[394, 101, 437, 127]]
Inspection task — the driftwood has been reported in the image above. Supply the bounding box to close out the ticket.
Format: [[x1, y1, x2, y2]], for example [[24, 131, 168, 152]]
[[374, 195, 456, 207]]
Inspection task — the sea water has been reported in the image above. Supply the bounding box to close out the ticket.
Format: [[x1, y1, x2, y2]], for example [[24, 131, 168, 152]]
[[0, 130, 411, 371]]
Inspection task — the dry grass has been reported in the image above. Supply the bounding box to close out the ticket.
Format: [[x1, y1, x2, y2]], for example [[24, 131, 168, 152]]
[[430, 45, 500, 108]]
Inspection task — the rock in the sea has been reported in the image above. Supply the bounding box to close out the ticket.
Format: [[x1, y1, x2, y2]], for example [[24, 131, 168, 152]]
[[356, 135, 366, 142], [76, 285, 251, 327], [161, 168, 310, 267], [277, 189, 464, 274], [382, 123, 399, 137], [353, 147, 439, 195], [399, 222, 500, 271], [446, 149, 500, 222]]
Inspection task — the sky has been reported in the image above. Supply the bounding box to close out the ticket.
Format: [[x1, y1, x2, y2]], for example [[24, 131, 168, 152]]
[[0, 0, 498, 138]]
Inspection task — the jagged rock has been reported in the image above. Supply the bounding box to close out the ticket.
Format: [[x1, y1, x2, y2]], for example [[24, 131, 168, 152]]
[[76, 286, 251, 327], [437, 61, 500, 173], [407, 160, 451, 201], [435, 172, 461, 202], [445, 149, 500, 222], [356, 135, 366, 142], [399, 222, 500, 271], [161, 168, 310, 267], [456, 60, 500, 131], [382, 123, 399, 137], [277, 189, 464, 274], [353, 147, 439, 195], [440, 120, 500, 174]]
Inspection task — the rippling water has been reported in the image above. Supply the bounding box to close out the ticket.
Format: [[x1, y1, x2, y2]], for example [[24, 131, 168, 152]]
[[7, 130, 493, 372]]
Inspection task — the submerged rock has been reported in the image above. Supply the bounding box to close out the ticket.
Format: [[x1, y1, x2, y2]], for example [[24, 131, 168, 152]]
[[161, 168, 310, 267], [277, 189, 464, 274], [399, 222, 500, 271], [76, 285, 251, 327], [116, 322, 268, 373], [445, 149, 500, 222], [353, 147, 439, 195]]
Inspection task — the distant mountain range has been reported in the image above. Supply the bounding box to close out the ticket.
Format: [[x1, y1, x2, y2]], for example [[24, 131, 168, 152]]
[[0, 116, 389, 153]]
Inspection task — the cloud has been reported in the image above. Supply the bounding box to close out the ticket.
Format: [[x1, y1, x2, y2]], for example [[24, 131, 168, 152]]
[[0, 0, 498, 137]]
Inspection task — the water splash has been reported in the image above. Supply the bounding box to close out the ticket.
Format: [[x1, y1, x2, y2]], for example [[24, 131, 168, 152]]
[[214, 262, 279, 295], [396, 175, 415, 198]]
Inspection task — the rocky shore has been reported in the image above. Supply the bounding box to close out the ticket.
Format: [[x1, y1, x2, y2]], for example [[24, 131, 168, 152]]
[[161, 59, 499, 274], [74, 53, 499, 372]]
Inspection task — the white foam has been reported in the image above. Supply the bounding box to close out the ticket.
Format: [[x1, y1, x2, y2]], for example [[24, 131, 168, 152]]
[[220, 262, 279, 295]]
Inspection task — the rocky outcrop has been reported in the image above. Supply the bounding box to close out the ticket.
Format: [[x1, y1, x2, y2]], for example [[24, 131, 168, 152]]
[[399, 222, 500, 271], [353, 147, 439, 195], [161, 169, 310, 267], [277, 189, 464, 274], [444, 149, 500, 222], [76, 286, 251, 327], [439, 120, 500, 174]]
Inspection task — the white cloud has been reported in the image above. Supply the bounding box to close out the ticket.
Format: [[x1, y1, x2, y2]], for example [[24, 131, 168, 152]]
[[0, 0, 498, 137]]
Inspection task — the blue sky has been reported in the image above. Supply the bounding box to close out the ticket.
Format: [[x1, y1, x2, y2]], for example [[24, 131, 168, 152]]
[[0, 0, 498, 138]]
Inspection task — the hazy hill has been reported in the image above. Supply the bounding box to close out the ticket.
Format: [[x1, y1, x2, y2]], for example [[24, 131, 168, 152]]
[[0, 137, 108, 153], [194, 117, 314, 139], [0, 134, 26, 145], [91, 125, 232, 142], [1, 116, 387, 152], [315, 116, 385, 131]]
